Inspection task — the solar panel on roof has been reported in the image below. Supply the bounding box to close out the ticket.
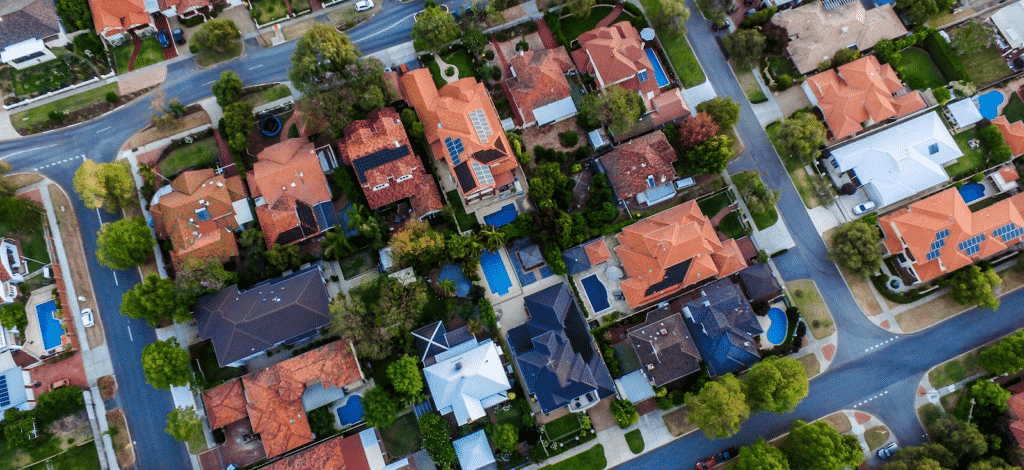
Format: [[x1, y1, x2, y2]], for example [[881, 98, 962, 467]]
[[936, 228, 950, 239], [0, 376, 9, 408], [471, 161, 494, 186], [353, 146, 412, 183], [195, 208, 211, 222], [469, 109, 492, 143], [926, 250, 940, 261]]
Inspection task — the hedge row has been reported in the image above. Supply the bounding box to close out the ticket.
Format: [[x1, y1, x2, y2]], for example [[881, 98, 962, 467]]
[[922, 29, 971, 83], [740, 7, 776, 28]]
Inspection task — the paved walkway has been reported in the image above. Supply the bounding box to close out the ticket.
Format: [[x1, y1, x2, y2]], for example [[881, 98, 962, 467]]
[[749, 66, 784, 127], [594, 3, 624, 28], [535, 18, 558, 49]]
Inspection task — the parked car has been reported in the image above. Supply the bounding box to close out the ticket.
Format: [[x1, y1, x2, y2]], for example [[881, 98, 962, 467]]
[[173, 28, 185, 45], [852, 201, 876, 215], [717, 447, 739, 462], [877, 442, 898, 459], [712, 18, 732, 31], [696, 456, 717, 469], [50, 379, 69, 390], [744, 7, 757, 16], [355, 0, 374, 11], [81, 308, 94, 327], [156, 30, 170, 48]]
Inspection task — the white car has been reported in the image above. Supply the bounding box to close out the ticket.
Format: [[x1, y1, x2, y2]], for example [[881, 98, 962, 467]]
[[852, 201, 876, 215], [81, 308, 94, 327], [355, 0, 374, 11]]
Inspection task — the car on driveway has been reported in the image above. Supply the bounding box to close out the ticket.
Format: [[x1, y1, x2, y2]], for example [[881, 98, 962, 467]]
[[717, 447, 739, 462], [696, 456, 717, 469], [50, 379, 69, 390], [173, 28, 185, 45], [356, 0, 374, 11], [852, 201, 876, 215], [81, 308, 94, 327], [156, 30, 170, 48], [877, 442, 898, 459]]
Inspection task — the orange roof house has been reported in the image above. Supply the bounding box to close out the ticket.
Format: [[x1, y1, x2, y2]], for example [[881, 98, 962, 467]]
[[584, 239, 611, 265], [157, 0, 210, 18], [202, 379, 248, 430], [993, 116, 1024, 157], [87, 0, 152, 40], [615, 202, 748, 308], [804, 55, 925, 140], [249, 139, 335, 249], [401, 69, 520, 206], [504, 48, 578, 127], [150, 169, 250, 270], [879, 188, 1024, 284], [598, 130, 677, 208], [337, 108, 443, 218], [1008, 388, 1024, 450], [264, 433, 372, 470]]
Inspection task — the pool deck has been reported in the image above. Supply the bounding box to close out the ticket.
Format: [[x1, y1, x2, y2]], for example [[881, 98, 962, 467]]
[[569, 236, 632, 320], [22, 285, 59, 359], [756, 301, 789, 349]]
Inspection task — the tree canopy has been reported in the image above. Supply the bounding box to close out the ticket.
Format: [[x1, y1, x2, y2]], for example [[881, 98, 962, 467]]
[[675, 113, 719, 150], [192, 19, 241, 54], [212, 70, 244, 107], [289, 24, 362, 93], [611, 399, 639, 429], [723, 29, 767, 70], [223, 102, 255, 155], [420, 412, 457, 470], [683, 134, 734, 175], [829, 220, 882, 278], [685, 373, 750, 439], [122, 273, 196, 327], [948, 265, 1002, 310], [735, 439, 791, 470], [580, 85, 645, 134], [924, 413, 988, 462], [174, 258, 235, 297], [73, 159, 135, 212], [655, 0, 690, 37], [362, 386, 399, 428], [165, 406, 201, 442], [0, 303, 28, 334], [494, 423, 519, 453], [142, 337, 192, 390], [386, 355, 424, 400], [882, 444, 957, 470], [0, 196, 44, 233], [264, 244, 304, 272], [979, 331, 1024, 375], [55, 0, 93, 31], [564, 0, 596, 17], [744, 356, 809, 414], [329, 276, 428, 360], [781, 420, 864, 470], [96, 217, 155, 270], [896, 0, 953, 24], [775, 113, 826, 165], [952, 21, 992, 54], [411, 5, 461, 53], [697, 97, 741, 130]]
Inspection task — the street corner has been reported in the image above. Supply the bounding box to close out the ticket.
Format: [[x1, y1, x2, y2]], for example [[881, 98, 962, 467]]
[[839, 409, 898, 467]]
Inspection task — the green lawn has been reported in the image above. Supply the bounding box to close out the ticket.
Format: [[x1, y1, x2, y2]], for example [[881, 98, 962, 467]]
[[189, 340, 244, 388], [442, 48, 476, 79], [624, 430, 644, 454], [717, 212, 747, 239], [947, 129, 987, 179], [11, 83, 119, 129], [19, 231, 50, 271], [541, 444, 606, 470], [425, 60, 448, 89], [241, 84, 293, 108], [158, 138, 220, 177], [639, 0, 705, 88], [544, 413, 583, 440], [890, 47, 945, 91], [21, 443, 100, 470], [761, 56, 802, 83], [186, 425, 207, 454], [445, 190, 478, 230], [290, 0, 311, 14], [928, 349, 982, 389], [751, 206, 778, 230], [112, 38, 164, 74], [381, 412, 421, 458], [957, 45, 1011, 86], [559, 7, 618, 44], [340, 249, 375, 279], [250, 0, 290, 24], [195, 42, 243, 68], [1003, 92, 1024, 124], [864, 426, 889, 450], [697, 191, 732, 217]]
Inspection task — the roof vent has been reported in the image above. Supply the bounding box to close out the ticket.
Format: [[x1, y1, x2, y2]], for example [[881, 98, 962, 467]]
[[272, 297, 281, 302], [455, 362, 462, 371], [298, 172, 303, 177], [647, 364, 655, 370], [290, 182, 296, 187], [660, 329, 668, 335], [641, 162, 647, 168], [841, 26, 848, 33], [394, 140, 401, 148], [703, 301, 710, 307], [744, 341, 750, 346], [199, 199, 205, 204]]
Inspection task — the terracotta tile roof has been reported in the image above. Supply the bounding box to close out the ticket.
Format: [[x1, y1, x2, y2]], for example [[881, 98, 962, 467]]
[[505, 48, 575, 126], [584, 239, 611, 265], [772, 1, 907, 74], [1001, 165, 1021, 183], [879, 188, 1024, 283], [805, 56, 925, 139], [614, 201, 748, 308], [338, 108, 443, 218], [993, 116, 1024, 157], [650, 88, 690, 126], [1012, 420, 1024, 449], [577, 23, 649, 88], [264, 433, 371, 470], [401, 70, 519, 203], [1010, 391, 1024, 419], [599, 130, 677, 201], [242, 340, 364, 458], [202, 379, 248, 429], [0, 0, 61, 50], [157, 0, 210, 14], [251, 139, 332, 248], [150, 170, 241, 270], [384, 70, 405, 103], [87, 0, 150, 37]]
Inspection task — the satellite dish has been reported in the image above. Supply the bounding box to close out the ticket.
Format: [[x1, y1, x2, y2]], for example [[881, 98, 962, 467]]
[[640, 28, 656, 41]]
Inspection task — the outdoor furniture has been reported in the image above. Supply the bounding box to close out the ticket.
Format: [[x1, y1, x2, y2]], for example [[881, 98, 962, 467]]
[[969, 139, 980, 149]]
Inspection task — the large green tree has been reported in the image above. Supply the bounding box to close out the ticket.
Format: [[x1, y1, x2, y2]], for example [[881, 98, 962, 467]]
[[964, 380, 1010, 416], [735, 438, 791, 470], [165, 406, 202, 445], [493, 423, 519, 453], [211, 70, 244, 107], [390, 219, 446, 268], [723, 29, 767, 70], [264, 244, 303, 272], [780, 420, 863, 470], [979, 331, 1024, 375], [223, 102, 255, 155], [733, 170, 779, 216], [744, 356, 809, 414], [896, 0, 954, 25], [697, 97, 741, 130], [775, 113, 826, 165], [419, 412, 457, 470], [0, 303, 28, 334], [0, 197, 45, 233], [683, 134, 734, 175], [73, 159, 135, 212], [924, 413, 988, 462], [883, 444, 957, 470], [952, 21, 992, 55], [141, 338, 192, 390], [96, 217, 155, 270], [411, 5, 461, 53], [386, 355, 424, 400], [655, 0, 690, 37], [192, 19, 241, 54], [329, 276, 428, 360], [611, 399, 639, 429], [564, 0, 596, 17], [289, 24, 362, 93], [968, 458, 1015, 470], [948, 265, 1002, 311], [580, 85, 646, 134], [829, 220, 882, 278], [174, 258, 235, 297], [121, 273, 196, 327], [55, 0, 93, 31], [362, 386, 399, 428], [685, 373, 749, 439]]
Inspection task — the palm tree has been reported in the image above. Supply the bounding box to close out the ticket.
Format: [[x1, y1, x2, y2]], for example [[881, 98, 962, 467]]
[[239, 228, 265, 253], [322, 230, 355, 260], [439, 279, 456, 296], [476, 227, 505, 253]]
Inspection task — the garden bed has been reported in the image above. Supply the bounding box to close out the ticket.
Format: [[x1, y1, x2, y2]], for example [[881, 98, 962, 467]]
[[250, 0, 291, 24], [4, 53, 100, 100], [105, 409, 134, 469], [12, 83, 155, 135], [890, 48, 945, 91]]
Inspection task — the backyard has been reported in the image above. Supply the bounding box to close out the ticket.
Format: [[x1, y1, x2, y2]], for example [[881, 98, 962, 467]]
[[4, 53, 100, 99], [158, 137, 220, 177], [11, 83, 120, 129], [957, 46, 1011, 86], [112, 38, 164, 74], [1004, 91, 1024, 124], [638, 0, 704, 88], [250, 0, 290, 24], [946, 128, 988, 179], [381, 413, 421, 458], [890, 48, 945, 91]]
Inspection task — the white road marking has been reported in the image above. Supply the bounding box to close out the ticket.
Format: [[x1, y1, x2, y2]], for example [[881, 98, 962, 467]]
[[112, 271, 118, 286], [0, 143, 58, 160], [852, 390, 889, 408], [203, 80, 215, 85], [351, 12, 417, 40], [96, 126, 111, 133], [864, 337, 899, 352], [127, 325, 133, 341], [248, 65, 264, 70]]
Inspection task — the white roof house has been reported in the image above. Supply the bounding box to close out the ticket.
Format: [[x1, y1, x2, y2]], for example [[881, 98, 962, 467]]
[[992, 0, 1024, 50], [948, 98, 983, 128], [453, 430, 497, 470], [423, 339, 511, 425], [827, 111, 962, 208]]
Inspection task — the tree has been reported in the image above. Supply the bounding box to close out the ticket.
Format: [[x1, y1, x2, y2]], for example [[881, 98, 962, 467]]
[[121, 273, 196, 327], [611, 399, 639, 429], [289, 24, 362, 93], [780, 420, 864, 470], [564, 0, 596, 17], [165, 406, 201, 443], [96, 217, 155, 270], [685, 373, 749, 439], [829, 220, 882, 278], [969, 458, 1015, 470], [933, 87, 951, 105], [733, 170, 779, 216], [581, 85, 645, 134], [831, 48, 860, 67], [948, 265, 1002, 310], [735, 439, 791, 470], [321, 229, 356, 260], [655, 0, 690, 37], [885, 444, 957, 470], [880, 459, 947, 470], [462, 29, 488, 56], [0, 303, 28, 333], [979, 331, 1024, 375], [419, 412, 457, 470], [174, 258, 235, 297], [0, 195, 45, 231], [684, 135, 734, 174], [391, 219, 446, 268], [411, 5, 460, 53], [723, 29, 766, 70], [192, 19, 241, 54], [55, 0, 93, 31], [966, 380, 1010, 415], [895, 0, 953, 25], [33, 386, 86, 426], [329, 276, 428, 360], [264, 244, 303, 272], [73, 159, 135, 211], [239, 228, 266, 252], [476, 226, 506, 252], [952, 20, 992, 54], [744, 356, 809, 414], [386, 355, 424, 400], [1, 409, 36, 449], [362, 386, 399, 428], [212, 70, 244, 107], [223, 102, 254, 155], [776, 113, 827, 165], [141, 338, 192, 390], [676, 113, 719, 149], [493, 423, 519, 453], [924, 413, 988, 462], [697, 97, 741, 130], [301, 58, 392, 137]]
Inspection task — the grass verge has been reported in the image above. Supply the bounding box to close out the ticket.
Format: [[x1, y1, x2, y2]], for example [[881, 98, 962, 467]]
[[785, 279, 835, 340], [864, 425, 889, 450], [797, 353, 820, 378], [662, 407, 698, 437], [122, 110, 212, 150], [625, 430, 644, 454], [241, 84, 292, 108], [105, 409, 135, 469], [195, 42, 243, 68], [928, 349, 982, 389], [11, 83, 119, 129], [540, 444, 606, 470]]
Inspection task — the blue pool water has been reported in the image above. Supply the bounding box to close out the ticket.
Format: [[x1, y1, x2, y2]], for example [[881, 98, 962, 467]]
[[484, 204, 518, 228], [959, 182, 986, 203], [644, 49, 670, 88], [979, 90, 1004, 120], [766, 308, 788, 345], [480, 250, 513, 295], [35, 301, 63, 350], [439, 264, 471, 297], [336, 395, 363, 426], [580, 275, 610, 312]]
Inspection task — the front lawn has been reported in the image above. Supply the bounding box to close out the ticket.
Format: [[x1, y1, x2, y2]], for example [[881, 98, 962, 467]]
[[290, 0, 312, 14], [8, 53, 98, 98], [946, 128, 988, 179], [112, 38, 164, 74], [786, 279, 834, 340], [442, 47, 476, 79], [381, 412, 421, 458], [625, 430, 644, 454], [697, 191, 732, 217], [717, 212, 748, 239], [158, 137, 220, 177], [957, 45, 1011, 86], [1003, 92, 1024, 124], [890, 47, 945, 91], [928, 349, 982, 389], [250, 0, 290, 24], [21, 444, 100, 470], [195, 41, 243, 68], [638, 0, 705, 87], [11, 83, 119, 129], [544, 413, 583, 440], [540, 444, 606, 470]]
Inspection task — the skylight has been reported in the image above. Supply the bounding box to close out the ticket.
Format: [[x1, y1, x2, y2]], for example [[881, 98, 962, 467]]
[[928, 143, 939, 154]]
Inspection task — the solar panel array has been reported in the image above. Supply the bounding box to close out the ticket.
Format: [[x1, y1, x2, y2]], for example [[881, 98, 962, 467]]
[[926, 238, 946, 261], [471, 161, 494, 186], [936, 228, 950, 239], [195, 208, 211, 222], [0, 375, 9, 408], [993, 223, 1023, 243], [445, 137, 465, 165], [469, 109, 492, 144], [958, 233, 986, 256], [638, 70, 649, 83]]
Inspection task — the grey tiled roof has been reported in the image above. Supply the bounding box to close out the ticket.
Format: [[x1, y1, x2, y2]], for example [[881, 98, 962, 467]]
[[0, 0, 60, 50]]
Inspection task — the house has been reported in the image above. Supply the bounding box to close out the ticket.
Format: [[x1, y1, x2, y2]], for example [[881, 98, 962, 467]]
[[506, 282, 615, 414], [401, 69, 520, 206], [572, 23, 690, 127], [248, 138, 336, 249], [150, 170, 252, 270], [421, 325, 511, 425], [879, 188, 1024, 284], [614, 202, 748, 309], [991, 0, 1024, 55], [87, 0, 153, 42], [735, 264, 783, 304], [681, 278, 763, 377], [0, 240, 25, 305], [503, 48, 578, 128], [337, 108, 443, 219], [772, 0, 907, 74], [803, 55, 925, 140], [598, 130, 677, 208], [0, 0, 69, 70], [193, 267, 331, 367], [156, 0, 210, 20], [993, 116, 1024, 157], [0, 350, 30, 416], [453, 430, 497, 470], [412, 321, 477, 364], [627, 305, 702, 387], [562, 238, 613, 275], [1007, 384, 1024, 453], [824, 111, 962, 208], [263, 432, 372, 470]]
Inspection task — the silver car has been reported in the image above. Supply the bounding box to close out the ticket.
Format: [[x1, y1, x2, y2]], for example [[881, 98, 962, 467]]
[[877, 442, 898, 459], [81, 308, 94, 327]]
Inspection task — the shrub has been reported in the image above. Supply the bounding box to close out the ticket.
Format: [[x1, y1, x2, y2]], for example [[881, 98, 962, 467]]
[[485, 50, 495, 60], [445, 66, 455, 75], [105, 91, 119, 103], [189, 44, 199, 54], [48, 110, 65, 123], [571, 146, 591, 160], [559, 131, 579, 147], [923, 29, 971, 83], [739, 7, 776, 28], [611, 399, 639, 429], [933, 87, 951, 104], [774, 74, 792, 90], [570, 163, 582, 173], [971, 172, 985, 183]]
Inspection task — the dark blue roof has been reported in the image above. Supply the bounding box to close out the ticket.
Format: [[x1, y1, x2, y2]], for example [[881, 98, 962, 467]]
[[562, 246, 592, 275], [683, 279, 763, 377], [313, 201, 338, 232]]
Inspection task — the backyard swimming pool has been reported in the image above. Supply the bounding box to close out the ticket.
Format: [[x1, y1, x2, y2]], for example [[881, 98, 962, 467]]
[[35, 301, 63, 351], [483, 204, 518, 228], [439, 264, 471, 297], [979, 90, 1004, 120], [959, 182, 986, 203], [580, 275, 610, 312], [480, 250, 513, 295], [765, 308, 788, 345], [644, 49, 670, 88], [335, 395, 363, 426]]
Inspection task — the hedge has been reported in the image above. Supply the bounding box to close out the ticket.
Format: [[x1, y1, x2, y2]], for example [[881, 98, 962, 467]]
[[623, 1, 643, 17], [922, 30, 971, 83], [740, 7, 776, 28]]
